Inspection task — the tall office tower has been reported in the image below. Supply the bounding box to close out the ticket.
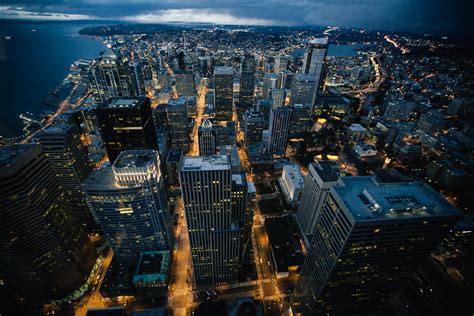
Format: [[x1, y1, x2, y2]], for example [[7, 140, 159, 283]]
[[84, 150, 171, 262], [239, 54, 256, 109], [243, 109, 264, 144], [129, 56, 145, 96], [267, 108, 292, 157], [199, 56, 213, 76], [302, 37, 329, 91], [262, 73, 279, 99], [96, 97, 158, 163], [166, 97, 191, 152], [0, 144, 96, 301], [296, 161, 340, 237], [231, 173, 256, 260], [279, 70, 294, 89], [274, 54, 290, 73], [289, 104, 312, 137], [90, 48, 137, 103], [175, 71, 196, 96], [214, 67, 234, 121], [291, 73, 316, 106], [292, 176, 463, 314], [180, 156, 241, 287], [271, 89, 286, 108], [198, 119, 216, 156], [35, 123, 94, 226]]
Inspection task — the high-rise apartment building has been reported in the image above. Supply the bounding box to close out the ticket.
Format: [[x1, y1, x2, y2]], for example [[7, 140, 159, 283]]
[[84, 150, 171, 262], [267, 108, 292, 157], [240, 54, 256, 109], [180, 156, 241, 287], [214, 67, 234, 121], [95, 97, 158, 163], [292, 176, 463, 314], [0, 144, 96, 301]]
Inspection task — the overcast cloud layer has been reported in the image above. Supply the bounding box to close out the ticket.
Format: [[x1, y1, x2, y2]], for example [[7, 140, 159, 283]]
[[0, 0, 472, 36]]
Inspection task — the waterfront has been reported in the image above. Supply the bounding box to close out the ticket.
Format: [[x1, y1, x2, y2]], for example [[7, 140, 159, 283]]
[[0, 21, 105, 137]]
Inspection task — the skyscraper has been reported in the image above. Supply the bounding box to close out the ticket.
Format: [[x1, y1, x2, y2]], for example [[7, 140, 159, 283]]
[[0, 144, 96, 301], [231, 173, 256, 260], [262, 73, 279, 99], [214, 67, 234, 121], [291, 73, 316, 106], [90, 49, 138, 103], [292, 176, 463, 314], [180, 156, 241, 287], [198, 119, 216, 156], [35, 122, 94, 226], [95, 97, 158, 163], [271, 89, 286, 108], [243, 109, 264, 144], [302, 37, 329, 93], [274, 54, 290, 73], [296, 161, 340, 237], [239, 54, 256, 109], [84, 150, 171, 262], [267, 107, 292, 157], [166, 97, 191, 152]]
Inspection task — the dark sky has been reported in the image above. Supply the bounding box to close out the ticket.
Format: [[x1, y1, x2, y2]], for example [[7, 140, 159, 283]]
[[0, 0, 472, 36]]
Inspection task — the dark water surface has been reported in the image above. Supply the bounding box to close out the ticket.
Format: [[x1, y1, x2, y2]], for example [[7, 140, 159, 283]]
[[0, 21, 105, 137]]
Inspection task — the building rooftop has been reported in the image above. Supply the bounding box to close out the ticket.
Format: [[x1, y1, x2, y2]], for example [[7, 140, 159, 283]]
[[182, 155, 230, 171], [333, 176, 463, 221], [308, 37, 329, 46], [232, 173, 245, 186], [166, 147, 183, 163], [348, 123, 367, 132], [167, 97, 187, 107], [133, 251, 170, 283], [114, 150, 158, 169], [214, 66, 234, 75], [101, 97, 147, 109], [282, 164, 305, 188], [84, 166, 116, 189]]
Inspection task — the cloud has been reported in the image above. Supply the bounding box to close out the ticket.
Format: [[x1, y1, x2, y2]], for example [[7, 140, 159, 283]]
[[122, 8, 278, 25], [0, 6, 95, 20]]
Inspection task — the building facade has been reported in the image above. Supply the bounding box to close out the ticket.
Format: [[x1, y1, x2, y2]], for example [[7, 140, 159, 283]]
[[214, 67, 234, 121], [95, 97, 158, 163], [0, 144, 96, 301], [292, 176, 463, 314], [180, 156, 241, 287], [84, 150, 171, 262], [267, 108, 292, 157]]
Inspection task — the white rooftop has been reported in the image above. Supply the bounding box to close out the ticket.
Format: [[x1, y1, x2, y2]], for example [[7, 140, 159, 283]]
[[283, 164, 305, 188], [308, 37, 329, 45], [214, 66, 234, 75], [182, 155, 230, 171], [348, 123, 367, 132]]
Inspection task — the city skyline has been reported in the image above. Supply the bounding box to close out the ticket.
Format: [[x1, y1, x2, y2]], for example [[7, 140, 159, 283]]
[[0, 5, 473, 316]]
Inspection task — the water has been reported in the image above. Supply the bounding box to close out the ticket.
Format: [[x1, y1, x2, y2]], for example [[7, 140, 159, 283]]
[[0, 21, 105, 137], [328, 44, 370, 57]]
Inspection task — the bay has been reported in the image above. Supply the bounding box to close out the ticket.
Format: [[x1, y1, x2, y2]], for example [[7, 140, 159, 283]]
[[0, 21, 105, 137]]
